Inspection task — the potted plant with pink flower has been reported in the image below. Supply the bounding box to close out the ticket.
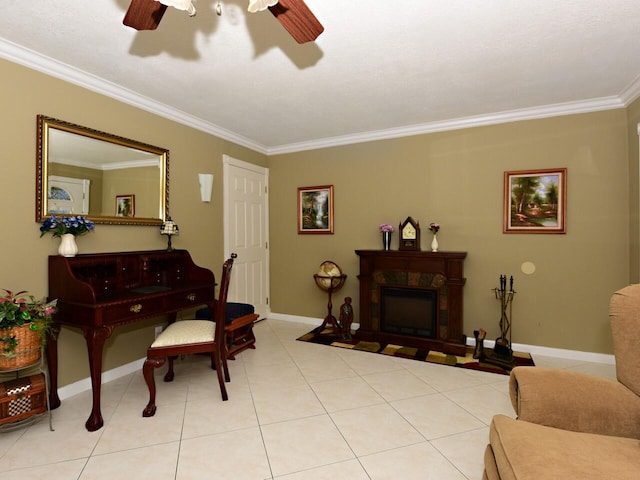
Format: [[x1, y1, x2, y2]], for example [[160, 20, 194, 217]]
[[0, 290, 57, 369]]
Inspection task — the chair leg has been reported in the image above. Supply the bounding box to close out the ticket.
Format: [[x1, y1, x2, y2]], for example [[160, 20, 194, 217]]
[[164, 355, 176, 382], [142, 356, 166, 417], [222, 353, 230, 383], [211, 339, 231, 383], [211, 349, 228, 401]]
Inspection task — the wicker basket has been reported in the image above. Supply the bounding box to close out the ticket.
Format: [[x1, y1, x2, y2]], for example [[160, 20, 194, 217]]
[[0, 324, 42, 370]]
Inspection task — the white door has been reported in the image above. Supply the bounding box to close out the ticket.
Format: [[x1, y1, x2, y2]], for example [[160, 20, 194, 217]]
[[223, 155, 270, 319], [48, 175, 90, 214]]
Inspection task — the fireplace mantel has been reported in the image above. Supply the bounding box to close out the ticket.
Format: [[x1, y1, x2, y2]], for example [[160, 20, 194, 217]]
[[355, 250, 467, 355]]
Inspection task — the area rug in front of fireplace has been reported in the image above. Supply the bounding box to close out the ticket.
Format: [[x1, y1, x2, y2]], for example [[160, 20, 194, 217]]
[[297, 326, 535, 375]]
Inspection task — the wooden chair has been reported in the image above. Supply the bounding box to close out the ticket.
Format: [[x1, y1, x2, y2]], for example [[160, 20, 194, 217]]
[[142, 255, 236, 417]]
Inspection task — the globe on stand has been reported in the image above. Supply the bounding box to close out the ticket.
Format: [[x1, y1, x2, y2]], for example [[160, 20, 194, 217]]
[[313, 261, 347, 335]]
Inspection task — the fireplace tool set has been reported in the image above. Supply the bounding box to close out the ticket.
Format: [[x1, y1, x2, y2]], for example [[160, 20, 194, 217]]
[[473, 275, 516, 369]]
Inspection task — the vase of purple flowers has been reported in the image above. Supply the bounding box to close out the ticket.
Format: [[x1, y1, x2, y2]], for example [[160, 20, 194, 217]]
[[379, 224, 395, 250]]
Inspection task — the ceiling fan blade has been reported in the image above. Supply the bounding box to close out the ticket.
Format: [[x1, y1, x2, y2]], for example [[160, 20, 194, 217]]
[[123, 0, 168, 31], [268, 0, 324, 44]]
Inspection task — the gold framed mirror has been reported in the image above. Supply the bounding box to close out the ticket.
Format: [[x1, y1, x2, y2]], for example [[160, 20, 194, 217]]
[[36, 115, 169, 226]]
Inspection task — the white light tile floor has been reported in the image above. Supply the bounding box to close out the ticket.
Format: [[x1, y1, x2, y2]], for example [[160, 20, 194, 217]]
[[0, 319, 616, 479]]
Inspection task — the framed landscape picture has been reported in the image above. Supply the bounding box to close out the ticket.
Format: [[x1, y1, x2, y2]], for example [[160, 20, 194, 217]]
[[503, 168, 566, 234], [297, 185, 334, 234], [116, 194, 135, 218]]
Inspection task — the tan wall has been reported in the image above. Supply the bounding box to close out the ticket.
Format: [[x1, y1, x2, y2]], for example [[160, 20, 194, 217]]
[[103, 166, 159, 218], [269, 110, 630, 354], [1, 58, 267, 387]]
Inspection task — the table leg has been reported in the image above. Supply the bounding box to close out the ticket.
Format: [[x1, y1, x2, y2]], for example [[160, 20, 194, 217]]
[[83, 326, 112, 432]]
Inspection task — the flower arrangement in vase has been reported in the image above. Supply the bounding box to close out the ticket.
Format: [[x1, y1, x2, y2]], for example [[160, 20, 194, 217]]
[[39, 215, 95, 237], [379, 223, 395, 250], [39, 215, 95, 257], [429, 222, 440, 252], [0, 289, 57, 367]]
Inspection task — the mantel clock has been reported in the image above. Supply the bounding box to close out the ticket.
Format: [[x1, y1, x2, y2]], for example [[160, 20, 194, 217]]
[[399, 216, 420, 251]]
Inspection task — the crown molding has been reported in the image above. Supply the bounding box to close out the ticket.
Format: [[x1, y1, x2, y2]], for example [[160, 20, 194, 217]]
[[619, 74, 640, 106], [266, 97, 625, 155], [50, 157, 161, 170], [1, 38, 635, 156], [0, 39, 269, 154]]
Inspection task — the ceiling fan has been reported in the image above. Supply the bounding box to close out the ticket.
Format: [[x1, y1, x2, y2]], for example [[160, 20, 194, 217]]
[[123, 0, 324, 44]]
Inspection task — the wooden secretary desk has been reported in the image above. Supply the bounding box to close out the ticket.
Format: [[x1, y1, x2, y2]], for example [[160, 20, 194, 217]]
[[47, 250, 217, 431]]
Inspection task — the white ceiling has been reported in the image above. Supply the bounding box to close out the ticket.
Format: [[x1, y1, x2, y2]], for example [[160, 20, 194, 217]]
[[2, 0, 640, 154]]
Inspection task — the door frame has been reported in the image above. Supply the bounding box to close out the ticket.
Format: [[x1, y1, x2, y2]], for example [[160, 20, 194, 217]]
[[222, 154, 270, 317]]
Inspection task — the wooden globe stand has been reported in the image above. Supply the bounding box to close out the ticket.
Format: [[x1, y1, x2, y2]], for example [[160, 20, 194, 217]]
[[314, 274, 347, 334]]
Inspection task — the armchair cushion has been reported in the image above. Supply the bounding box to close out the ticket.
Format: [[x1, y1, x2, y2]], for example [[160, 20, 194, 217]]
[[509, 366, 640, 439], [488, 414, 640, 480]]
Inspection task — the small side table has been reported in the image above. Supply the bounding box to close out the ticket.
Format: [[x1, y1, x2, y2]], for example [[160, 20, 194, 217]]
[[0, 348, 53, 432]]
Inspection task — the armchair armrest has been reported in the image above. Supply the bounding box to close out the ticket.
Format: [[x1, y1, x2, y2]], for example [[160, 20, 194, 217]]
[[226, 313, 259, 331], [510, 366, 640, 439]]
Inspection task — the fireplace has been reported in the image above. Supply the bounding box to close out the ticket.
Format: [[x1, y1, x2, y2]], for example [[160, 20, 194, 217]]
[[380, 286, 437, 338], [355, 250, 467, 355]]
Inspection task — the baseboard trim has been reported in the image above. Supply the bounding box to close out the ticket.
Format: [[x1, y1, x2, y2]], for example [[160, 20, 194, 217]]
[[269, 312, 615, 365], [57, 358, 145, 401], [464, 337, 615, 365], [269, 312, 360, 330]]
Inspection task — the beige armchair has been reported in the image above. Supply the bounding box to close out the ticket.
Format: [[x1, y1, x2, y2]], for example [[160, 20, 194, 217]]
[[484, 284, 640, 480]]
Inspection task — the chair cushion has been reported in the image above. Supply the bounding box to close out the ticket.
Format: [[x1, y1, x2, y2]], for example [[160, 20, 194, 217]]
[[151, 320, 214, 348], [489, 414, 640, 480], [195, 303, 255, 324]]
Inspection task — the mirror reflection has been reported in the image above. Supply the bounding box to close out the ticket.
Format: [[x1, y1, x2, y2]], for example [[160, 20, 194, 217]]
[[36, 116, 169, 226]]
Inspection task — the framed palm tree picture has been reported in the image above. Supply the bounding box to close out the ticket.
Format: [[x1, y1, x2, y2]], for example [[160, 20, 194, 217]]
[[503, 168, 566, 234]]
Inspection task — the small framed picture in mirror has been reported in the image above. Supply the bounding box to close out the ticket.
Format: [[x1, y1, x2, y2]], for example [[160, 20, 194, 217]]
[[116, 194, 135, 218]]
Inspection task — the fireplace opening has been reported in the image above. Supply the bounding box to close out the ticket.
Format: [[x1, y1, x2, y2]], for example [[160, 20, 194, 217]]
[[380, 286, 437, 338]]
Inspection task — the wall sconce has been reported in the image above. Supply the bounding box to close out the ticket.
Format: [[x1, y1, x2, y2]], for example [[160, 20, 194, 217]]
[[160, 216, 179, 251], [198, 173, 214, 203]]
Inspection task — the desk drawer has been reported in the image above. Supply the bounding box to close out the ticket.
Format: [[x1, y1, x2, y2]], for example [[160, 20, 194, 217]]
[[166, 287, 212, 310], [103, 297, 164, 322]]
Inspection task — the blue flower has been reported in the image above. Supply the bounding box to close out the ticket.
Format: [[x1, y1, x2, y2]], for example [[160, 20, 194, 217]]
[[39, 214, 95, 238]]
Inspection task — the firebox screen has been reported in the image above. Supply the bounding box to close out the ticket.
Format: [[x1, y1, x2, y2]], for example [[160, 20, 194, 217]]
[[380, 287, 437, 338]]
